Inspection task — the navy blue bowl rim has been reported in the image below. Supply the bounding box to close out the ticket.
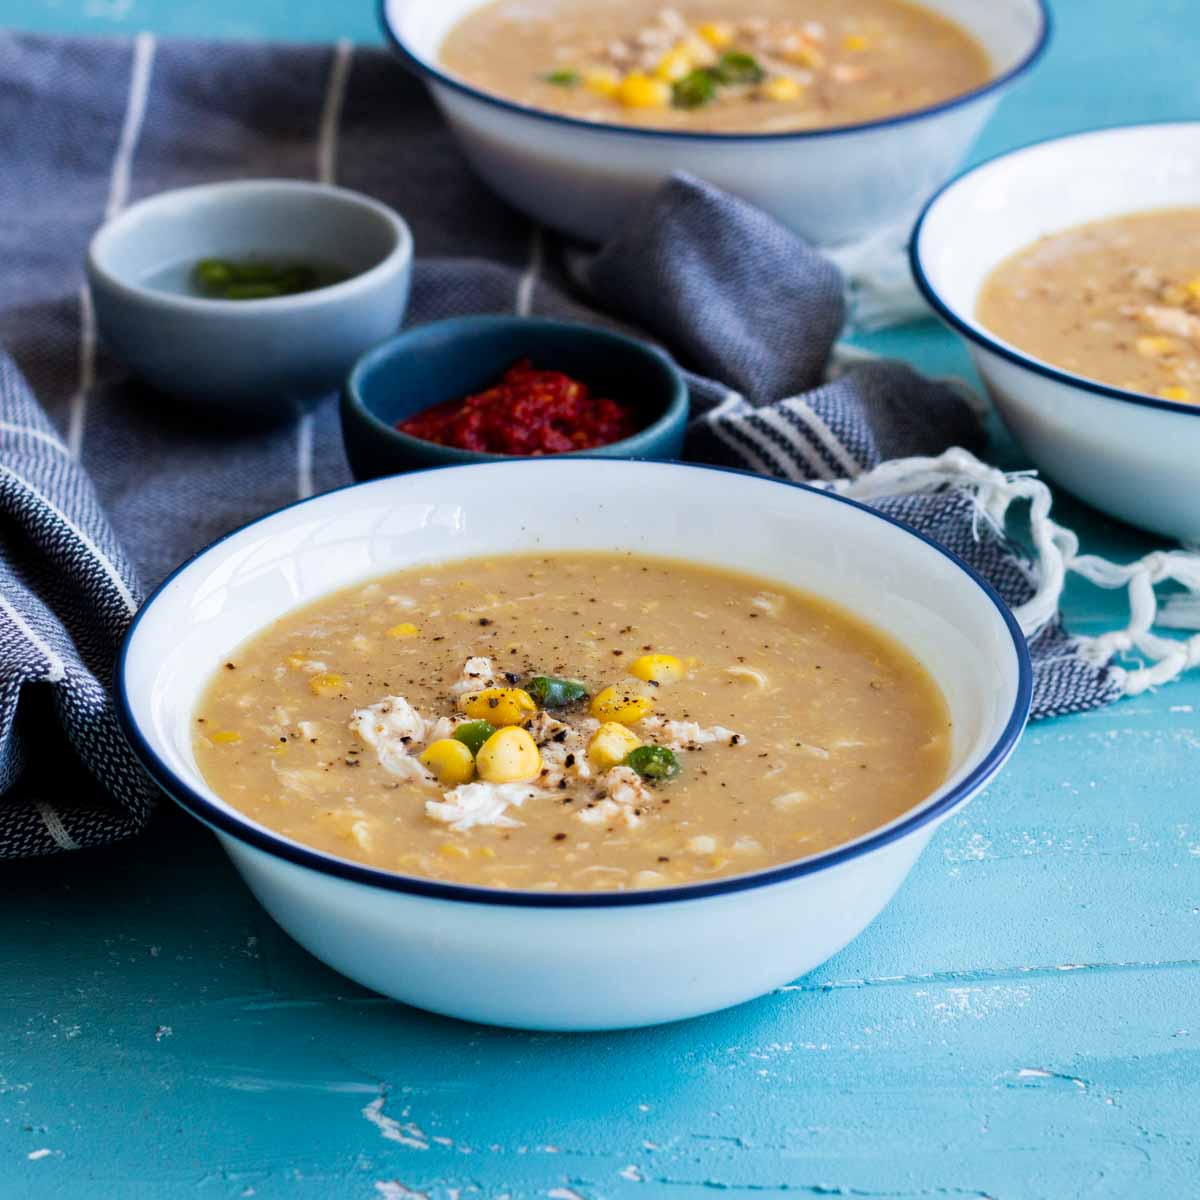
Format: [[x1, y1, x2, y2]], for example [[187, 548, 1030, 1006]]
[[378, 0, 1051, 145], [115, 459, 1033, 910], [343, 314, 690, 464], [911, 119, 1200, 420]]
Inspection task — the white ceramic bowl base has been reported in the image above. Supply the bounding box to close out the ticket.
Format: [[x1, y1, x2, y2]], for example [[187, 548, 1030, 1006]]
[[383, 0, 1048, 247], [224, 826, 930, 1030], [119, 461, 1029, 1031], [914, 123, 1200, 542]]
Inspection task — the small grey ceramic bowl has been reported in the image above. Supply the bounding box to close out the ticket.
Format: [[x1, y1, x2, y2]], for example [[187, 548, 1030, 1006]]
[[340, 315, 690, 478], [86, 180, 413, 421]]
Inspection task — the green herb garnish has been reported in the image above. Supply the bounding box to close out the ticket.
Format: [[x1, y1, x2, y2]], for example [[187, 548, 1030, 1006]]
[[672, 68, 717, 109], [625, 744, 681, 781], [191, 258, 337, 300], [543, 69, 581, 87], [714, 50, 764, 84]]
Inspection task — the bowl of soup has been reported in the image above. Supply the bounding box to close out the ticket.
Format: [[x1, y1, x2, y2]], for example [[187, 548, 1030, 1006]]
[[380, 0, 1049, 246], [912, 122, 1200, 543], [117, 459, 1030, 1030]]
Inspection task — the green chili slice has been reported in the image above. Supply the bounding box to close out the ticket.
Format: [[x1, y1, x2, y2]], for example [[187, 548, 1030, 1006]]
[[543, 69, 581, 86], [526, 675, 589, 708], [191, 257, 336, 300], [672, 68, 717, 109], [194, 258, 236, 288], [714, 50, 764, 84], [625, 744, 681, 781], [222, 281, 285, 300], [453, 720, 497, 756]]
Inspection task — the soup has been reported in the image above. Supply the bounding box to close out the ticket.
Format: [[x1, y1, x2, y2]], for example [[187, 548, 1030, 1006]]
[[438, 0, 990, 134], [194, 553, 951, 891], [977, 207, 1200, 405]]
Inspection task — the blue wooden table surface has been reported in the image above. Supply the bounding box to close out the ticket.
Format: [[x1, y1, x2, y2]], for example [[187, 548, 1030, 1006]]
[[2, 2, 1198, 1197]]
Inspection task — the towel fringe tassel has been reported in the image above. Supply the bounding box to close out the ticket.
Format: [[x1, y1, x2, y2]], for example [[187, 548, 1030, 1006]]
[[830, 447, 1200, 697]]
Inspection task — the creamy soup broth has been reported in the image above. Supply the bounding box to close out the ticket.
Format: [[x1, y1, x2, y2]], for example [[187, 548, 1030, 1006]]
[[977, 207, 1200, 405], [194, 553, 951, 892], [438, 0, 990, 134]]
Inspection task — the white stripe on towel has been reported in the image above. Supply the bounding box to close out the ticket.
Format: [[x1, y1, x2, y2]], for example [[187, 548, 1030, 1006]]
[[69, 32, 157, 460], [317, 39, 354, 185], [752, 407, 829, 480], [0, 593, 67, 684], [516, 228, 543, 316], [0, 422, 72, 457], [296, 413, 315, 500], [34, 801, 80, 852], [783, 394, 863, 477], [0, 466, 138, 615]]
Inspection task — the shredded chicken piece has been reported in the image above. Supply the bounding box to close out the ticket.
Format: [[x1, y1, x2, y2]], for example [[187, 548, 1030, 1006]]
[[1141, 304, 1200, 343], [576, 798, 632, 829], [449, 656, 497, 695], [527, 711, 594, 785], [425, 715, 459, 743], [426, 782, 545, 831], [575, 766, 651, 830], [639, 716, 745, 751], [1129, 266, 1162, 291], [725, 665, 769, 689], [605, 764, 653, 808], [349, 696, 436, 783], [751, 591, 786, 617]]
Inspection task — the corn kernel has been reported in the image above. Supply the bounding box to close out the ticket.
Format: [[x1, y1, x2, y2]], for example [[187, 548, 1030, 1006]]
[[385, 622, 420, 639], [460, 687, 537, 726], [420, 738, 477, 787], [476, 726, 541, 783], [209, 730, 242, 744], [591, 683, 654, 724], [1161, 283, 1189, 306], [697, 20, 733, 48], [478, 846, 497, 860], [842, 32, 870, 51], [616, 73, 672, 109], [629, 653, 685, 684], [1158, 384, 1193, 402], [655, 43, 694, 82], [761, 75, 803, 102], [438, 842, 470, 860], [1188, 279, 1200, 301], [308, 672, 344, 697], [584, 67, 621, 97], [588, 722, 643, 770], [1136, 335, 1177, 358], [781, 39, 825, 68]]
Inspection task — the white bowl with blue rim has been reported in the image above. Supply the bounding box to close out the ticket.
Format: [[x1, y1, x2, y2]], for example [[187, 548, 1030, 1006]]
[[379, 0, 1049, 247], [86, 180, 413, 422], [116, 459, 1030, 1031], [912, 122, 1200, 544]]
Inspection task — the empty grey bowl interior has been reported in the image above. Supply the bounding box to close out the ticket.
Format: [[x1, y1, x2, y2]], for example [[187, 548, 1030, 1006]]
[[95, 189, 400, 288]]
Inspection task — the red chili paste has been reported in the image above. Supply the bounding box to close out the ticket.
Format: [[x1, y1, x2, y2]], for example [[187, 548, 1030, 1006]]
[[397, 359, 638, 455]]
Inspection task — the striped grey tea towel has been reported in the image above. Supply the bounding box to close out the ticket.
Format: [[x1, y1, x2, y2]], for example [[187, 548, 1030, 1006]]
[[2, 33, 1199, 859]]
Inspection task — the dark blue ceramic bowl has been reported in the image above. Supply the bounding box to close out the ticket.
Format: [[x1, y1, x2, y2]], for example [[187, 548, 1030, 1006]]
[[340, 315, 689, 479]]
